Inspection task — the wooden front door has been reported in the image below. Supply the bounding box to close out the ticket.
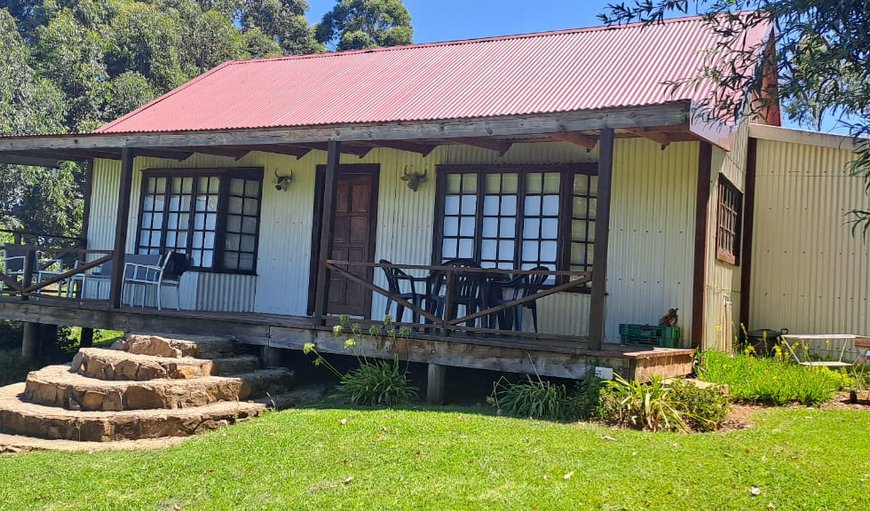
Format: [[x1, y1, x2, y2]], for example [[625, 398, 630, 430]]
[[310, 167, 379, 317]]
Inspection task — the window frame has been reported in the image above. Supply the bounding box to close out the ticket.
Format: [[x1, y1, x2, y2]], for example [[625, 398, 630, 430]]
[[433, 163, 598, 289], [715, 175, 743, 266], [135, 167, 264, 275]]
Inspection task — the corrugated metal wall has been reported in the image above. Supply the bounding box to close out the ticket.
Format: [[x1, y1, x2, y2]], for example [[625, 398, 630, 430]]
[[749, 138, 868, 336], [703, 121, 749, 351], [87, 138, 701, 341]]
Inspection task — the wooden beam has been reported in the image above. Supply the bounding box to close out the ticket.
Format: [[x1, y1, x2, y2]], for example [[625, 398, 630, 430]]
[[298, 142, 372, 158], [135, 148, 194, 161], [738, 137, 758, 331], [0, 103, 692, 152], [452, 138, 513, 156], [109, 148, 135, 309], [550, 132, 598, 151], [0, 154, 66, 167], [588, 128, 614, 351], [176, 146, 250, 159], [241, 144, 312, 159], [628, 129, 671, 149], [691, 142, 713, 347], [360, 140, 438, 157], [311, 141, 341, 325]]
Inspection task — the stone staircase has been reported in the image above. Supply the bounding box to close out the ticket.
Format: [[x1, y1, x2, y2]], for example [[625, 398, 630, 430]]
[[0, 334, 293, 446]]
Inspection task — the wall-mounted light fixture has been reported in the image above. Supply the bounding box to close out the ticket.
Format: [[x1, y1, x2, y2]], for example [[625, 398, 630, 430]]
[[273, 169, 293, 192], [400, 165, 427, 192]]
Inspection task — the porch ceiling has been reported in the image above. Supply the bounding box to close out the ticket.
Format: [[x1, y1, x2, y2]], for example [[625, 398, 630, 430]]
[[0, 104, 701, 165]]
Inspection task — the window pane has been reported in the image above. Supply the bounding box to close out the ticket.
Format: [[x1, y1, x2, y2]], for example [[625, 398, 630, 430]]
[[483, 196, 500, 215], [481, 240, 497, 260], [501, 195, 517, 215], [502, 173, 519, 194], [571, 244, 587, 265], [499, 218, 515, 237], [526, 173, 543, 193], [224, 252, 239, 270], [243, 199, 258, 216], [540, 241, 558, 262], [542, 195, 560, 216], [524, 196, 541, 216], [498, 240, 515, 259], [242, 217, 257, 234], [482, 218, 498, 235], [244, 180, 259, 198], [574, 177, 589, 195], [443, 217, 459, 237], [522, 240, 539, 260], [241, 235, 256, 252], [461, 195, 477, 215], [201, 250, 214, 267], [543, 173, 560, 194], [230, 179, 244, 196], [444, 196, 460, 215], [239, 253, 255, 271], [459, 217, 475, 237], [227, 216, 242, 233], [572, 221, 587, 240], [458, 239, 474, 258], [446, 174, 462, 194], [461, 174, 477, 193], [523, 218, 541, 237], [485, 173, 501, 193], [229, 197, 243, 215], [541, 218, 559, 239], [206, 214, 217, 230]]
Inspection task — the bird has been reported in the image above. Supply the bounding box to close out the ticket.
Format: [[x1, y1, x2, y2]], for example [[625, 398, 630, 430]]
[[659, 308, 679, 327]]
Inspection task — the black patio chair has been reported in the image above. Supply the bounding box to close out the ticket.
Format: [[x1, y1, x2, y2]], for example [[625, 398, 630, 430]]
[[379, 259, 430, 324], [428, 258, 485, 326], [513, 266, 550, 332], [482, 274, 527, 330]]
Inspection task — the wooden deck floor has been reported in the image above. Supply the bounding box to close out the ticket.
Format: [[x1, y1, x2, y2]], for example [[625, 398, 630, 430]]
[[0, 296, 695, 381]]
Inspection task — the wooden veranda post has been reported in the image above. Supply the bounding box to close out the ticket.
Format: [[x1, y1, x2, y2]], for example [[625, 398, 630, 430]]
[[109, 148, 135, 309], [312, 141, 342, 324], [691, 142, 713, 347], [588, 128, 614, 351]]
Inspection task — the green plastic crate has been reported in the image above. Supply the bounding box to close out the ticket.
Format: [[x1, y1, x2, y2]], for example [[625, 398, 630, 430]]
[[618, 324, 682, 348]]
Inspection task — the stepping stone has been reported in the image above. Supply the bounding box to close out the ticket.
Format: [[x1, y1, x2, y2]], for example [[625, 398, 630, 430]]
[[72, 348, 259, 381], [24, 365, 294, 411], [0, 383, 271, 442], [112, 334, 237, 359]]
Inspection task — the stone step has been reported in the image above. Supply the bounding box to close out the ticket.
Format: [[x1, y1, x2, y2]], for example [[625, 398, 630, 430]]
[[0, 383, 271, 442], [112, 334, 237, 359], [73, 348, 260, 381], [23, 365, 294, 411]]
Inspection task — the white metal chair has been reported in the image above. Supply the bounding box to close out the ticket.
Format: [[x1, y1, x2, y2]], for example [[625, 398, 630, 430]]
[[124, 251, 181, 311]]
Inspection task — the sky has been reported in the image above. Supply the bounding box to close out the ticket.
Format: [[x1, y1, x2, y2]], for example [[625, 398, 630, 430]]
[[305, 0, 847, 133], [306, 0, 614, 43]]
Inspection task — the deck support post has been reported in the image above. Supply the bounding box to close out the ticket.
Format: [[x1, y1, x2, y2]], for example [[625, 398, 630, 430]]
[[261, 346, 283, 367], [691, 142, 713, 347], [80, 327, 94, 349], [109, 148, 135, 309], [426, 363, 447, 404], [21, 322, 37, 363], [588, 128, 614, 351], [312, 141, 341, 325]]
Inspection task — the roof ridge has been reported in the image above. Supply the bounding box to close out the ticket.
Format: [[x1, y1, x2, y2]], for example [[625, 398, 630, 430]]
[[226, 11, 738, 66]]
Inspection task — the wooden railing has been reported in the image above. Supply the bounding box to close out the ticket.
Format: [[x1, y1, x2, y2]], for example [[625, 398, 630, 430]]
[[323, 260, 592, 340], [1, 243, 113, 300]]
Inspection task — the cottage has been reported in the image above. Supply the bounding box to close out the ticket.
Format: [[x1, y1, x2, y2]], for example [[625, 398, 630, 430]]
[[1, 13, 860, 394]]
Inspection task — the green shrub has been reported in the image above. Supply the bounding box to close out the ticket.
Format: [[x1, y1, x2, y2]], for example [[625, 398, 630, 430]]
[[0, 349, 33, 386], [0, 320, 22, 350], [598, 375, 685, 432], [566, 377, 603, 420], [339, 358, 418, 406], [491, 376, 571, 420], [668, 380, 730, 432], [698, 351, 841, 406], [304, 315, 418, 407]]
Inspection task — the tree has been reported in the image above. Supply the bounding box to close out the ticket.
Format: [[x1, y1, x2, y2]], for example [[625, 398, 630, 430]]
[[316, 0, 412, 51], [0, 0, 328, 236], [600, 1, 870, 233], [0, 8, 76, 236]]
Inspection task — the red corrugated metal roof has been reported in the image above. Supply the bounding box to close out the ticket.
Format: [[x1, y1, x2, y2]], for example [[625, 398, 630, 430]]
[[98, 14, 770, 134]]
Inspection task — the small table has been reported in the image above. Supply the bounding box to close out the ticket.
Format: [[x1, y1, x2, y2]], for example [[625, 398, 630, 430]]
[[780, 334, 857, 369]]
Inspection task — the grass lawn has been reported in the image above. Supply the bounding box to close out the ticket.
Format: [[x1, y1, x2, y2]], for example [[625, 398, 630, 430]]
[[0, 405, 868, 511]]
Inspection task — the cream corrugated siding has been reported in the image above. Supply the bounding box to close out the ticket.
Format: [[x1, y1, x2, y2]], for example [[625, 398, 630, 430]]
[[87, 138, 701, 341], [750, 138, 869, 337], [699, 120, 750, 351]]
